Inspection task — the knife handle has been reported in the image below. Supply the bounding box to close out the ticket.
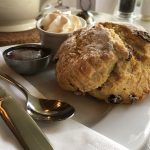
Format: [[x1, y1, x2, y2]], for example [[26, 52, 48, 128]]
[[0, 97, 53, 150]]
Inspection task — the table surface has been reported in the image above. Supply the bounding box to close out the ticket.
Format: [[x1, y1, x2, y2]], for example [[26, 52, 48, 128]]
[[0, 11, 149, 47], [0, 28, 40, 47]]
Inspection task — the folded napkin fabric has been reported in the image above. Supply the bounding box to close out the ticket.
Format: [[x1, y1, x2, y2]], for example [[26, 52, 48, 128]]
[[40, 119, 129, 150]]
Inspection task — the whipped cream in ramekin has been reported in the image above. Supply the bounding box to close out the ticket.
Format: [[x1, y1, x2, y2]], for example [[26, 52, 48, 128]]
[[41, 11, 83, 33]]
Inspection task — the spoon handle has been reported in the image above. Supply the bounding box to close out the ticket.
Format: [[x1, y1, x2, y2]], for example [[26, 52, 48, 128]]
[[0, 97, 54, 150], [0, 72, 28, 97]]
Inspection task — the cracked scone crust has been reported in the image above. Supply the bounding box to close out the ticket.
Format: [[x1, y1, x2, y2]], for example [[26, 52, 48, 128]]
[[56, 22, 150, 104]]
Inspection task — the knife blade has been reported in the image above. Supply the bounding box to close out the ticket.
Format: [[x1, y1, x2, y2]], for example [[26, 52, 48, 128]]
[[0, 96, 54, 150]]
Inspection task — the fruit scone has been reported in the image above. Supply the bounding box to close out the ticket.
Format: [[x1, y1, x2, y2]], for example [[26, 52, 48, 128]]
[[55, 22, 150, 104]]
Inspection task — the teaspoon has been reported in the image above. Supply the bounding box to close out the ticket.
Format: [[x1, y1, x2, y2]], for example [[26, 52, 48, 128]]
[[0, 72, 75, 121]]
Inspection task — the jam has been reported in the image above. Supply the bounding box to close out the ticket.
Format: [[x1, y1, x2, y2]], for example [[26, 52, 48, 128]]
[[6, 49, 44, 60]]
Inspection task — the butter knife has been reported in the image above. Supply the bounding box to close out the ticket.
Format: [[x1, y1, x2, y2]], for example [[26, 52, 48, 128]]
[[0, 96, 53, 150]]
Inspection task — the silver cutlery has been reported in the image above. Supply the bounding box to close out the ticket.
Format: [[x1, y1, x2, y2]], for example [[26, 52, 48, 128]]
[[0, 94, 53, 150], [0, 72, 75, 121]]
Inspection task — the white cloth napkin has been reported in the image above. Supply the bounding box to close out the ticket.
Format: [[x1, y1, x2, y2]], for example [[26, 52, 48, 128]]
[[0, 46, 128, 150]]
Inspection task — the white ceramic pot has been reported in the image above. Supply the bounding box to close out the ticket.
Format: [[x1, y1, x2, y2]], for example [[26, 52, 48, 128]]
[[36, 16, 87, 54], [0, 0, 48, 32]]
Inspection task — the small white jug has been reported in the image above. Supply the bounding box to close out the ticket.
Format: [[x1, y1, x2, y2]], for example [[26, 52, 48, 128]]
[[0, 0, 49, 32]]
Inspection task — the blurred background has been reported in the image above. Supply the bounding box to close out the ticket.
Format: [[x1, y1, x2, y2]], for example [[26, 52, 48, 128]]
[[0, 0, 148, 46]]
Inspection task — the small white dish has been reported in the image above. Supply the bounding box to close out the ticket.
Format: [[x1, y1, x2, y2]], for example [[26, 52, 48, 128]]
[[36, 16, 87, 54]]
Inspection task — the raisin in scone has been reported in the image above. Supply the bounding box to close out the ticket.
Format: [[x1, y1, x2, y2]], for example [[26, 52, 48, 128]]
[[55, 22, 150, 104]]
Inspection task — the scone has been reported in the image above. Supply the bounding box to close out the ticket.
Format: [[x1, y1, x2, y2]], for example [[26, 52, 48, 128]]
[[55, 22, 150, 104]]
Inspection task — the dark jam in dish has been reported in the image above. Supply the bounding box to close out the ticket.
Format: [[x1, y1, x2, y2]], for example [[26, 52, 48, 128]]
[[6, 49, 45, 60]]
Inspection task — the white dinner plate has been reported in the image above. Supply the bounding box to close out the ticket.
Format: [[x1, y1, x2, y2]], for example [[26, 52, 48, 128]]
[[25, 65, 150, 150], [0, 52, 126, 150]]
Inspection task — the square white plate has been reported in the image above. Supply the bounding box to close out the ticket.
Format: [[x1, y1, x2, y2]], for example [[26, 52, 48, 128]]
[[25, 65, 150, 150]]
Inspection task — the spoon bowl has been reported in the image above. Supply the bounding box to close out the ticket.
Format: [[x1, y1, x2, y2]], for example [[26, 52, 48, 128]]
[[0, 72, 75, 121], [27, 107, 75, 121]]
